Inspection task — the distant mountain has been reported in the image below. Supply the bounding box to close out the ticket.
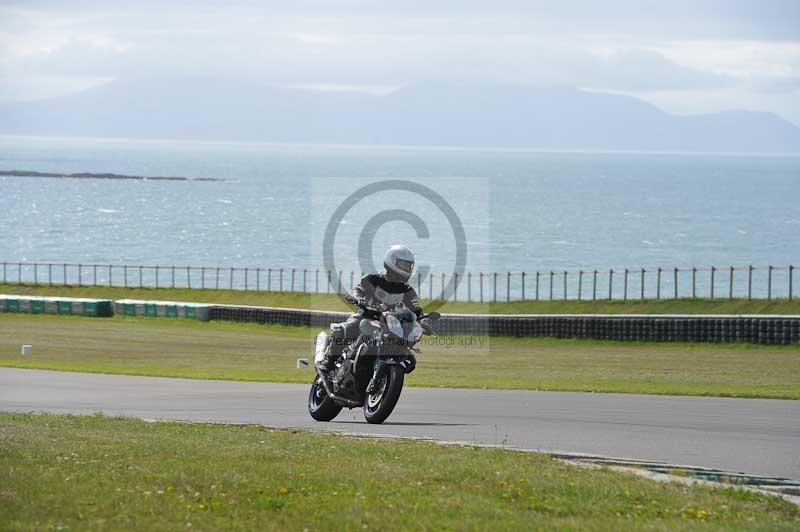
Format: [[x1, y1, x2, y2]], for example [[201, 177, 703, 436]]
[[2, 78, 799, 153]]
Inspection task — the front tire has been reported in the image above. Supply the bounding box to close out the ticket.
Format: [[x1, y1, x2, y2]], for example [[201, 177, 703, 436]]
[[363, 365, 404, 424], [308, 376, 342, 422]]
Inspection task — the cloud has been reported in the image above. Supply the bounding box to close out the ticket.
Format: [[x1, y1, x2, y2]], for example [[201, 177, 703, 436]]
[[592, 49, 734, 91], [0, 1, 796, 121]]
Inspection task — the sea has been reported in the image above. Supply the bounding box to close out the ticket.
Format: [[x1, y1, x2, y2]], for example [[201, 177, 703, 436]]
[[1, 135, 798, 299]]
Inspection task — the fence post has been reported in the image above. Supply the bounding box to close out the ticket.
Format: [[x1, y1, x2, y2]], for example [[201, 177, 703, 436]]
[[229, 268, 234, 290], [18, 262, 21, 284], [256, 268, 260, 291], [109, 264, 113, 287], [156, 266, 159, 289], [748, 265, 753, 300], [623, 269, 628, 300], [430, 273, 434, 300], [348, 270, 352, 292], [729, 266, 734, 300], [692, 267, 696, 298], [710, 266, 715, 299], [640, 268, 645, 300], [578, 270, 583, 301], [187, 266, 191, 289], [63, 263, 67, 285], [789, 265, 794, 301], [656, 267, 661, 299], [521, 272, 526, 300], [535, 271, 540, 300], [337, 270, 342, 294], [124, 265, 128, 288], [268, 268, 272, 291], [49, 263, 53, 286], [281, 268, 285, 292], [480, 272, 484, 303], [303, 269, 307, 293], [139, 265, 143, 288], [93, 264, 97, 286], [454, 272, 459, 302], [34, 263, 38, 285], [245, 268, 249, 291], [563, 271, 568, 300], [592, 270, 597, 300], [326, 270, 331, 293], [78, 264, 82, 287], [292, 268, 297, 292], [674, 267, 678, 299], [171, 266, 175, 288], [608, 269, 613, 300], [416, 272, 422, 294], [493, 272, 498, 302], [316, 269, 320, 293], [2, 262, 5, 284], [507, 272, 511, 302], [768, 265, 772, 300], [201, 267, 205, 289], [468, 272, 472, 302], [441, 272, 446, 302], [549, 271, 554, 301]]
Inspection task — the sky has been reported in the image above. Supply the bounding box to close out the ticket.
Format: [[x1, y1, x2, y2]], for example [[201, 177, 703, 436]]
[[1, 0, 799, 124]]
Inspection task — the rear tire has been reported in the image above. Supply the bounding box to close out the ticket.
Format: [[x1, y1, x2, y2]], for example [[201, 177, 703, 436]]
[[363, 365, 404, 424], [308, 376, 342, 422]]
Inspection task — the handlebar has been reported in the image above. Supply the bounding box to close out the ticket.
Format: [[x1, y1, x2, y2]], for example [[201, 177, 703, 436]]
[[345, 294, 441, 324], [344, 294, 381, 317]]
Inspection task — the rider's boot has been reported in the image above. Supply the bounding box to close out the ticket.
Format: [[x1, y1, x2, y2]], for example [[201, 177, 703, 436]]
[[315, 332, 341, 373], [315, 346, 338, 372]]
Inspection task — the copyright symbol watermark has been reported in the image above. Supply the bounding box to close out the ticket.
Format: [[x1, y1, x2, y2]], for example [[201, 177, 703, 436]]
[[321, 179, 467, 311]]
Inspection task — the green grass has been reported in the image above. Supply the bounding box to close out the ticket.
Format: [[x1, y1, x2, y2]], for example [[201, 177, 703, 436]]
[[2, 314, 799, 399], [1, 413, 798, 530], [2, 282, 799, 314]]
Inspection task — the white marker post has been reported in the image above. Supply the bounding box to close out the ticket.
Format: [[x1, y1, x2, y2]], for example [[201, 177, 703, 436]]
[[21, 345, 32, 356]]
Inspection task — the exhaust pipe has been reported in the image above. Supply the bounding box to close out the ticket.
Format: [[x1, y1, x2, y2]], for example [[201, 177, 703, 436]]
[[316, 369, 363, 408]]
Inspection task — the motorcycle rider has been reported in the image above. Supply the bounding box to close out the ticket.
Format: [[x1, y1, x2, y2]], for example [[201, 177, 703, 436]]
[[317, 244, 423, 381]]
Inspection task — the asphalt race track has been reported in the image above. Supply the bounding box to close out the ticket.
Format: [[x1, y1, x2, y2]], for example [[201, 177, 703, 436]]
[[2, 368, 798, 480]]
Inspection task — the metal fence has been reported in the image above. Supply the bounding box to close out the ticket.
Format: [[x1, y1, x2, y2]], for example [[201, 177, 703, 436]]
[[1, 261, 796, 302]]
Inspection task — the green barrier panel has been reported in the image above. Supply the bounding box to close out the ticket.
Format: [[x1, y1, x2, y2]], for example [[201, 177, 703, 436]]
[[165, 305, 178, 318], [145, 303, 158, 317], [31, 300, 45, 314], [123, 303, 137, 316], [83, 302, 97, 316], [97, 301, 113, 317], [185, 306, 196, 319], [57, 301, 73, 314], [6, 299, 20, 312]]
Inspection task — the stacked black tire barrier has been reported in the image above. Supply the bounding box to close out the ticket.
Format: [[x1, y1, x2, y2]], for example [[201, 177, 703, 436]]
[[207, 305, 800, 345], [210, 304, 350, 329]]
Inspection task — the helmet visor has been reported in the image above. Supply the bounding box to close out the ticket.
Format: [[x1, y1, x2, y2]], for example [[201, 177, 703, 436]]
[[395, 259, 414, 274]]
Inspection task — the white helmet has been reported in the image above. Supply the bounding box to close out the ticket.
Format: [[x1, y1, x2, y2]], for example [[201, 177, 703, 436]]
[[383, 244, 415, 282]]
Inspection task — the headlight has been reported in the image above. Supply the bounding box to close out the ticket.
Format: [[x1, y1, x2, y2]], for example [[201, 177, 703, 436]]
[[385, 315, 403, 337]]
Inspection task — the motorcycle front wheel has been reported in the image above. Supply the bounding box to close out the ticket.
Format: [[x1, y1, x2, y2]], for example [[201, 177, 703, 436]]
[[363, 365, 405, 424], [308, 375, 342, 422]]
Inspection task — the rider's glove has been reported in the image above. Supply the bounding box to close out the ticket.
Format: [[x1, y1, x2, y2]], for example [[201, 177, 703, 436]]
[[356, 297, 368, 308]]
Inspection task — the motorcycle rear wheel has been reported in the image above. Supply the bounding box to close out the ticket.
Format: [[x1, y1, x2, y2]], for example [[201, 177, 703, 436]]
[[363, 365, 405, 424], [308, 376, 342, 422]]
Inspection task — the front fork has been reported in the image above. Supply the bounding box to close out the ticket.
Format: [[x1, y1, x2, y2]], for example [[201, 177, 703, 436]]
[[367, 348, 416, 393], [367, 356, 388, 394]]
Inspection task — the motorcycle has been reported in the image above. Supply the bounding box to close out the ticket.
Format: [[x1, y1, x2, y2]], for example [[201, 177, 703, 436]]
[[308, 294, 440, 424]]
